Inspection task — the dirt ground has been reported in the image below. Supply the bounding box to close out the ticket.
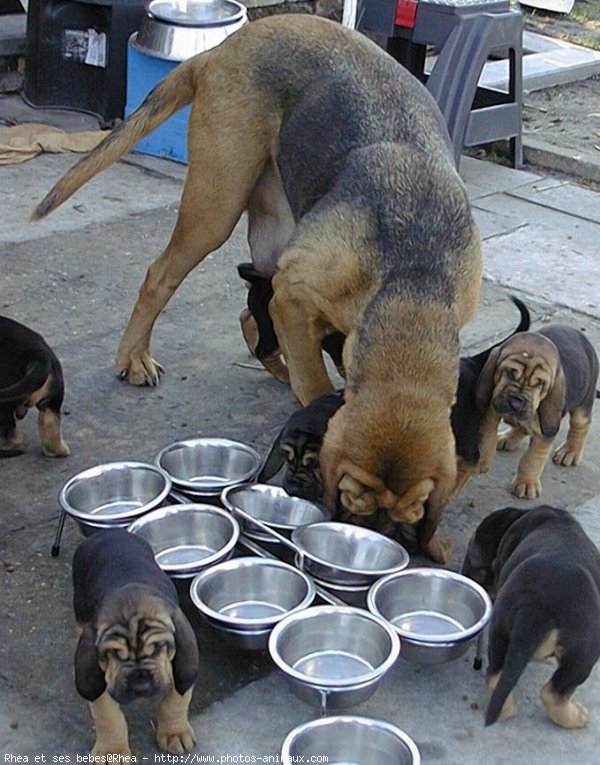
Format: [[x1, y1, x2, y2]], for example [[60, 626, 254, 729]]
[[522, 2, 600, 160]]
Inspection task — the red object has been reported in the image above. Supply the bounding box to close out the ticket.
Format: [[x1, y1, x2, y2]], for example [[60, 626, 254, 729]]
[[395, 0, 418, 28]]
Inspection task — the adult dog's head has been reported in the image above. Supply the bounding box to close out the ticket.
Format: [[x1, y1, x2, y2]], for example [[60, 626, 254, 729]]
[[320, 387, 457, 535], [475, 332, 566, 436], [75, 585, 198, 706]]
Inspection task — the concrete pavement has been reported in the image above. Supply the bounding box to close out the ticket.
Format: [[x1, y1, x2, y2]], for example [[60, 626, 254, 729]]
[[1, 134, 600, 762]]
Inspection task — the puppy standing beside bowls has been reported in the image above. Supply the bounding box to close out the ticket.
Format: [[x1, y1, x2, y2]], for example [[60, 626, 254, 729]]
[[72, 529, 199, 755], [0, 315, 69, 458], [475, 325, 599, 498], [462, 505, 600, 728]]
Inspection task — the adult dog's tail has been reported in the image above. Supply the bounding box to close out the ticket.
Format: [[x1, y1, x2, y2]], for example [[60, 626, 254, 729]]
[[31, 58, 198, 221], [485, 610, 552, 726]]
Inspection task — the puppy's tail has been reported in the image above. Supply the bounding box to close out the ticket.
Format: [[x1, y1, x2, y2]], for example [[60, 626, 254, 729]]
[[509, 295, 531, 334], [0, 357, 50, 402], [31, 57, 199, 221], [485, 609, 551, 726]]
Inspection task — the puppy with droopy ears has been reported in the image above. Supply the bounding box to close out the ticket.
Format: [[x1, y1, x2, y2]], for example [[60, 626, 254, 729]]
[[72, 529, 199, 755], [475, 325, 598, 498]]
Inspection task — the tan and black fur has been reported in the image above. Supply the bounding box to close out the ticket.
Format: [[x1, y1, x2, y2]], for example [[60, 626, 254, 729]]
[[73, 530, 199, 755], [475, 326, 598, 499], [0, 315, 69, 458], [462, 506, 600, 729], [33, 15, 482, 561]]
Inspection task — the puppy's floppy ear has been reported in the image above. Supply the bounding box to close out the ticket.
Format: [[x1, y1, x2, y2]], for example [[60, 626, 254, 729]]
[[171, 608, 200, 695], [257, 428, 286, 483], [74, 623, 106, 701], [538, 364, 566, 438], [475, 347, 502, 413]]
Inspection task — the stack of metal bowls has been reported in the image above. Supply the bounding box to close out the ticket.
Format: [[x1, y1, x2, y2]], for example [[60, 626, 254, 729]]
[[59, 461, 171, 535], [281, 716, 421, 765], [132, 0, 248, 62], [190, 557, 316, 650], [268, 605, 400, 712], [221, 483, 333, 544], [367, 568, 493, 665], [292, 522, 410, 607], [128, 502, 239, 578], [155, 437, 262, 503]]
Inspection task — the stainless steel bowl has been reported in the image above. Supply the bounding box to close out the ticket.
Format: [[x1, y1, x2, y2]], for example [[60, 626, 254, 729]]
[[155, 438, 261, 498], [132, 0, 248, 63], [268, 606, 400, 711], [281, 716, 421, 765], [128, 503, 239, 578], [291, 522, 410, 587], [221, 484, 333, 542], [294, 554, 370, 608], [59, 461, 171, 534], [189, 557, 316, 650], [367, 568, 493, 665]]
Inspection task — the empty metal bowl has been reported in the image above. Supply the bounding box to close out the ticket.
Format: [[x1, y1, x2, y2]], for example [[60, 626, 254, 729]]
[[281, 716, 421, 765], [189, 557, 316, 650], [268, 606, 400, 711], [155, 438, 261, 498], [367, 568, 493, 665], [59, 461, 171, 534], [294, 554, 370, 608], [291, 522, 410, 587], [132, 0, 248, 63], [221, 484, 333, 542], [128, 503, 239, 578]]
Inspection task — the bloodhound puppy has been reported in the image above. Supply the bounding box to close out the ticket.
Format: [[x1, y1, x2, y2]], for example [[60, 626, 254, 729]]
[[73, 529, 199, 755], [33, 15, 483, 561], [0, 315, 69, 458], [475, 326, 598, 498], [462, 506, 600, 729]]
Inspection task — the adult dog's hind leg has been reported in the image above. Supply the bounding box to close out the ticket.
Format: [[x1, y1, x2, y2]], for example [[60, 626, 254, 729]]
[[116, 109, 273, 386]]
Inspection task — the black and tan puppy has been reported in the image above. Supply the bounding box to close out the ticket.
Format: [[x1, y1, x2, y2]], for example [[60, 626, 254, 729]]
[[475, 326, 599, 499], [462, 505, 600, 729], [0, 315, 69, 458], [257, 390, 345, 501], [73, 529, 199, 755], [33, 16, 483, 561]]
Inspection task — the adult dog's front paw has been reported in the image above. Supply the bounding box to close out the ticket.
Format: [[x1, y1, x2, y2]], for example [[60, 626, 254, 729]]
[[338, 474, 378, 516], [156, 722, 196, 753], [116, 353, 164, 386]]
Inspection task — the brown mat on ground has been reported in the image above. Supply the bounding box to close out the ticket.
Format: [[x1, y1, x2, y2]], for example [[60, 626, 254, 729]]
[[0, 123, 108, 165]]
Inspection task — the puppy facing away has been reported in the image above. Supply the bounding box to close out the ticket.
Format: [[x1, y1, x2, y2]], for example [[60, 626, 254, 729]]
[[73, 529, 199, 755], [475, 326, 599, 498], [33, 15, 483, 562], [462, 506, 600, 729], [0, 315, 69, 458]]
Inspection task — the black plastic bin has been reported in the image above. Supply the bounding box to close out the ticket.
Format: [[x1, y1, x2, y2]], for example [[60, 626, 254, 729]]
[[24, 0, 147, 125]]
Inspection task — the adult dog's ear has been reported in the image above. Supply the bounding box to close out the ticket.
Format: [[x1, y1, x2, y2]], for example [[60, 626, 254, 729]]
[[256, 428, 286, 483], [172, 608, 200, 695], [475, 347, 502, 413], [74, 623, 106, 701], [539, 365, 566, 438]]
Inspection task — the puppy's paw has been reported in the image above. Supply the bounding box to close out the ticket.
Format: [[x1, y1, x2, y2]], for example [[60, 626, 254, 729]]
[[497, 429, 524, 452], [510, 475, 541, 499], [496, 692, 518, 722], [423, 534, 454, 564], [91, 743, 131, 757], [157, 722, 196, 753], [117, 353, 164, 387], [338, 475, 378, 516], [541, 683, 590, 729], [42, 440, 70, 458], [552, 442, 582, 467]]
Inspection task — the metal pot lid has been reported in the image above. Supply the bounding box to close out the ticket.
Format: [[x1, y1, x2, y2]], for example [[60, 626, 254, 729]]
[[147, 0, 246, 26]]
